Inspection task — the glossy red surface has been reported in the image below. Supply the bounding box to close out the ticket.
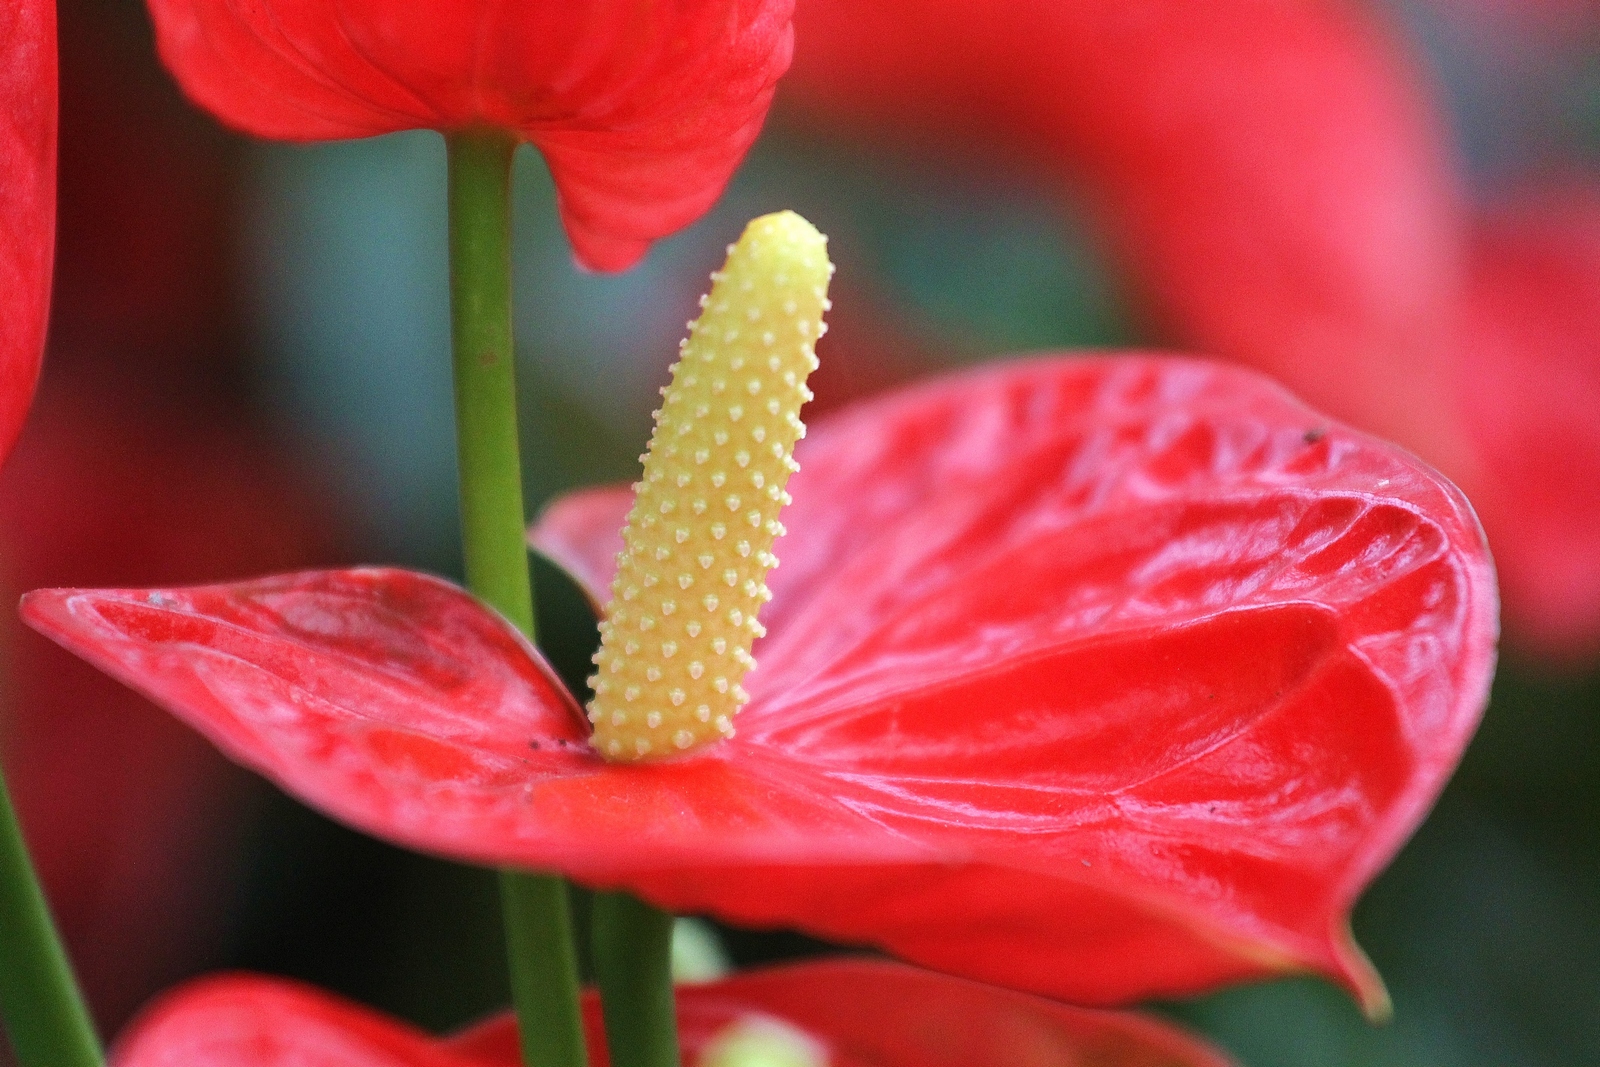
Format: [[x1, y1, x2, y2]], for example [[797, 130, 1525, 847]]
[[142, 0, 793, 269], [24, 357, 1498, 1011], [112, 960, 1235, 1067], [0, 0, 55, 464]]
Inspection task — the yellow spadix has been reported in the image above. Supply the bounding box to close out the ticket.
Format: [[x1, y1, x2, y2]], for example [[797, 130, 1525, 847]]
[[587, 212, 832, 761]]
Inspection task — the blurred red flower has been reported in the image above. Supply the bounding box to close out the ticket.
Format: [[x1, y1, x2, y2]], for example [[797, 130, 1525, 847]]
[[784, 0, 1468, 469], [144, 0, 795, 269], [23, 357, 1495, 1014], [0, 375, 339, 1029], [112, 960, 1236, 1067], [0, 0, 56, 465], [1456, 187, 1600, 659], [51, 0, 243, 380], [782, 0, 1600, 659]]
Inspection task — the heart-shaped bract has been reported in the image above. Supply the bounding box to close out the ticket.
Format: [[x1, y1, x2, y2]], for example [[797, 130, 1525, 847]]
[[111, 960, 1235, 1067], [0, 0, 56, 465], [23, 356, 1497, 1012], [145, 0, 794, 269]]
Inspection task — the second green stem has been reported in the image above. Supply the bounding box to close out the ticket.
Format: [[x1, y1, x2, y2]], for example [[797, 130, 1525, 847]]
[[593, 893, 681, 1067], [0, 767, 103, 1067]]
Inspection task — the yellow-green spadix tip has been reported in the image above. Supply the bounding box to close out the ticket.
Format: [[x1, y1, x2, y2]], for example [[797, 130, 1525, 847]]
[[587, 211, 832, 762]]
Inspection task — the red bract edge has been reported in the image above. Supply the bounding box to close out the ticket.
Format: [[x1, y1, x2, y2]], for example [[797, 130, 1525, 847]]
[[143, 0, 794, 270], [111, 959, 1236, 1067], [0, 0, 56, 465], [23, 356, 1498, 1013]]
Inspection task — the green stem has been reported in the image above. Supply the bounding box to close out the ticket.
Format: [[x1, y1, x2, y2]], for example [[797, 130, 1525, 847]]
[[592, 893, 680, 1067], [0, 766, 103, 1067], [448, 129, 535, 635], [500, 872, 589, 1067], [447, 128, 586, 1067]]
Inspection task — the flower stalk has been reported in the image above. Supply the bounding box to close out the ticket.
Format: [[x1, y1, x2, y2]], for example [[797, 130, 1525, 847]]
[[593, 892, 681, 1067], [0, 766, 104, 1067], [447, 128, 587, 1067]]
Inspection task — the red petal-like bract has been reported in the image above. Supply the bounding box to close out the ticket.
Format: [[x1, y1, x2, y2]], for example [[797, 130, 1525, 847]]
[[24, 357, 1497, 1012], [144, 0, 794, 269], [112, 961, 1235, 1067], [0, 0, 56, 464]]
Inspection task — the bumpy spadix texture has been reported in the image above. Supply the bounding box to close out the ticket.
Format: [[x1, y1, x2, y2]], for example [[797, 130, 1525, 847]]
[[589, 212, 832, 761]]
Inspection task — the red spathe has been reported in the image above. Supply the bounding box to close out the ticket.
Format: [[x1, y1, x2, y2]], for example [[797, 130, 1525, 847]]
[[24, 356, 1498, 1013]]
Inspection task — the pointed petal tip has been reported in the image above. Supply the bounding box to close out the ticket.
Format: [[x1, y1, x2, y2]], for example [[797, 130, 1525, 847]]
[[19, 584, 93, 637], [1362, 983, 1395, 1026], [1333, 925, 1393, 1024], [568, 227, 654, 273]]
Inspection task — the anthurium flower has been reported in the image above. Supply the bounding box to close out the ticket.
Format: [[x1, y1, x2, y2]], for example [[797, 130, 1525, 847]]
[[111, 960, 1235, 1067], [143, 0, 794, 269], [22, 356, 1496, 1013], [0, 0, 56, 464]]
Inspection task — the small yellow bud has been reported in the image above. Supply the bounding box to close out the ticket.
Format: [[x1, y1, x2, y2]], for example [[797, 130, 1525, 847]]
[[670, 918, 731, 984], [696, 1016, 827, 1067], [588, 212, 831, 761]]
